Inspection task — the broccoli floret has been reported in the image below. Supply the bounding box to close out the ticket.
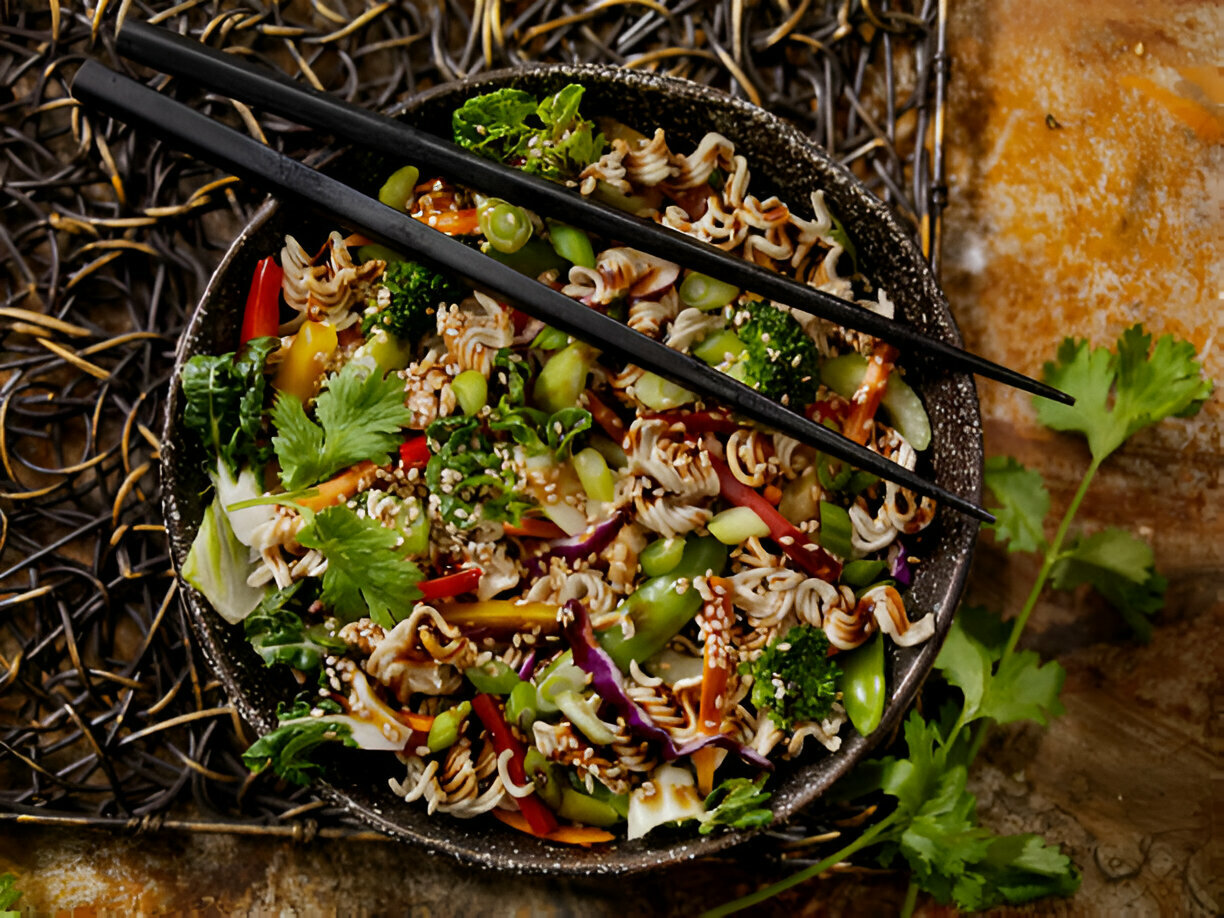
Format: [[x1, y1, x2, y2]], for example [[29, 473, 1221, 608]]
[[733, 300, 823, 406], [364, 260, 462, 343], [741, 625, 840, 729]]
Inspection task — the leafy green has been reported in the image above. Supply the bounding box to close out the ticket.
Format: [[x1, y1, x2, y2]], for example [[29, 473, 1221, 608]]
[[935, 608, 1066, 728], [867, 713, 1081, 911], [296, 504, 423, 628], [242, 697, 355, 786], [452, 84, 606, 182], [181, 336, 279, 478], [363, 259, 462, 343], [271, 361, 415, 490], [1036, 324, 1212, 462], [733, 300, 822, 406], [741, 625, 840, 729], [1051, 528, 1167, 641], [0, 873, 22, 911], [182, 494, 267, 625], [698, 776, 774, 834], [827, 214, 859, 273], [983, 456, 1050, 553], [244, 582, 346, 672]]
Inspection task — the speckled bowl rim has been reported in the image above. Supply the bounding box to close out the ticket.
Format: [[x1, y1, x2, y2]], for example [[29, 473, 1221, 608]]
[[161, 63, 981, 875]]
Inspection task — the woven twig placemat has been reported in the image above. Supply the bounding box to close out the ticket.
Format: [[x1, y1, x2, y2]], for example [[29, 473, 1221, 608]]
[[0, 0, 946, 847]]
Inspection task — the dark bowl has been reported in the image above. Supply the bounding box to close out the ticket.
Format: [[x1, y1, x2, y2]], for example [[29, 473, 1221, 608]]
[[161, 64, 982, 875]]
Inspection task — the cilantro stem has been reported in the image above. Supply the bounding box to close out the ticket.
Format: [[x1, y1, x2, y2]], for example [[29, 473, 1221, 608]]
[[899, 879, 919, 918], [1002, 456, 1101, 658], [700, 811, 900, 918], [967, 455, 1102, 763]]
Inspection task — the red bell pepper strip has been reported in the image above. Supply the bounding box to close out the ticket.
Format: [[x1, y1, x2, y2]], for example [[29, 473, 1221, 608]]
[[416, 567, 482, 601], [471, 693, 558, 836], [239, 256, 284, 345], [842, 343, 899, 445], [399, 435, 430, 468], [709, 454, 842, 583]]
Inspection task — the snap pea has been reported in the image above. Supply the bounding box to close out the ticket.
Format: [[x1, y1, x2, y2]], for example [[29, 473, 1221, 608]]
[[838, 632, 885, 736], [557, 787, 625, 827], [599, 535, 729, 670], [523, 748, 563, 809], [391, 497, 430, 558], [840, 559, 888, 588], [465, 659, 521, 695], [639, 537, 684, 577], [478, 198, 533, 253], [679, 271, 740, 311], [451, 369, 488, 417], [547, 221, 596, 269], [818, 500, 854, 560], [377, 165, 419, 211], [426, 700, 471, 753]]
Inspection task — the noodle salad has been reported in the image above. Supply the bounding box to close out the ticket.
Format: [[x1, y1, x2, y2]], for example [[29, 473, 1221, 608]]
[[180, 84, 940, 843]]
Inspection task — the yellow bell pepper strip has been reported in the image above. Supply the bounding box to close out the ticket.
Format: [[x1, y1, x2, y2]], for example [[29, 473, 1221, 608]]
[[471, 693, 558, 837], [239, 255, 283, 345], [435, 600, 560, 632], [296, 460, 381, 513], [709, 455, 842, 583], [272, 319, 337, 404], [490, 808, 614, 846], [693, 576, 735, 796], [842, 342, 899, 445]]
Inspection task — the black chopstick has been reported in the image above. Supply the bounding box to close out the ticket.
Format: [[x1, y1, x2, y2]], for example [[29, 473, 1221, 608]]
[[113, 20, 1071, 409], [71, 60, 991, 523]]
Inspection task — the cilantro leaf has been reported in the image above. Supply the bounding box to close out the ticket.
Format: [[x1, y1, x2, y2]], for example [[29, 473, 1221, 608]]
[[0, 873, 22, 911], [936, 609, 1065, 727], [1036, 324, 1212, 462], [983, 456, 1050, 553], [1051, 528, 1166, 641], [698, 776, 774, 834], [296, 504, 422, 627], [272, 362, 414, 490]]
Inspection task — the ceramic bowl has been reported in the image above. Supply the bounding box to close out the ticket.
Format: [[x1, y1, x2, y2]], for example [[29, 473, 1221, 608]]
[[162, 63, 982, 874]]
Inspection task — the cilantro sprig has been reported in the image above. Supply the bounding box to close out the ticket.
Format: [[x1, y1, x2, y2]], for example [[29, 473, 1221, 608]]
[[271, 361, 414, 490], [707, 324, 1212, 917]]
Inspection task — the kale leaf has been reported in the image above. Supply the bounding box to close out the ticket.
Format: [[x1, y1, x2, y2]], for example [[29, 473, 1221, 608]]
[[244, 582, 346, 672]]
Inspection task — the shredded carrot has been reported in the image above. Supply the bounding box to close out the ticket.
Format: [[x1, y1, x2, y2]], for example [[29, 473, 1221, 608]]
[[842, 343, 899, 445], [584, 389, 626, 443], [413, 207, 480, 235], [762, 484, 783, 506], [491, 808, 615, 846], [297, 461, 381, 512], [341, 233, 372, 248], [395, 711, 435, 732], [503, 518, 567, 539]]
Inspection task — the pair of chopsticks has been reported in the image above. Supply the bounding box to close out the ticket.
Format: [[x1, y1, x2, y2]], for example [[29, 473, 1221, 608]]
[[73, 24, 1061, 522]]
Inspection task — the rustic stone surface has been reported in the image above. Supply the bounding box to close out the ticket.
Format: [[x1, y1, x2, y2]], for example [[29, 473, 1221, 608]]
[[2, 0, 1220, 913]]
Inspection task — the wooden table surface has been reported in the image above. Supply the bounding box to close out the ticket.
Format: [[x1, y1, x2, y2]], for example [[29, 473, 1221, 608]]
[[2, 0, 1220, 914]]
